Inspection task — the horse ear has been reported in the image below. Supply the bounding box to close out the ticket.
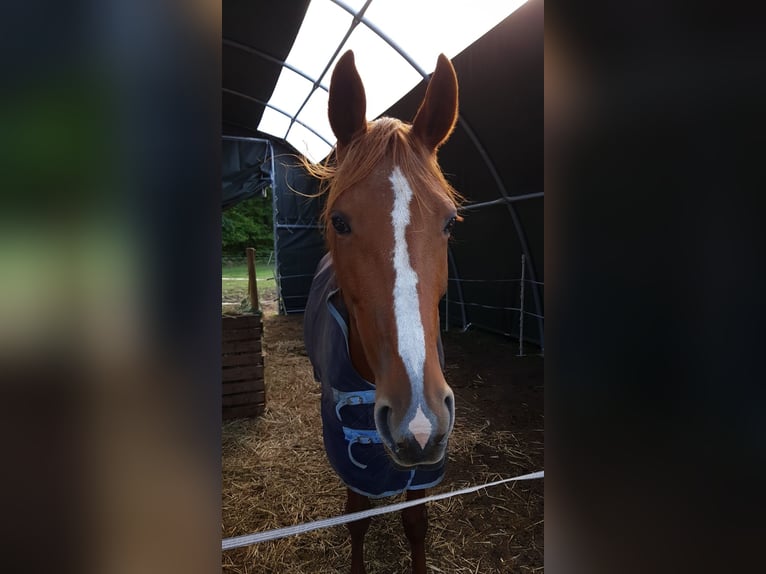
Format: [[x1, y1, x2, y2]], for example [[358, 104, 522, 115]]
[[412, 54, 459, 152], [328, 50, 367, 149]]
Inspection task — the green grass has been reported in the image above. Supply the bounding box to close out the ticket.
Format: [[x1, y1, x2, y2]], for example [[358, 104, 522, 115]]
[[222, 259, 275, 304], [222, 260, 274, 282]]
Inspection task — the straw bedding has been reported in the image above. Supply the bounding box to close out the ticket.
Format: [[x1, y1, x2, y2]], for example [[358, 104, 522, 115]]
[[222, 296, 543, 573]]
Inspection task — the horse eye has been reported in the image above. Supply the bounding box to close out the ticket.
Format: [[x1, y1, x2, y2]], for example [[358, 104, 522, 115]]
[[331, 214, 351, 235], [444, 216, 457, 235]]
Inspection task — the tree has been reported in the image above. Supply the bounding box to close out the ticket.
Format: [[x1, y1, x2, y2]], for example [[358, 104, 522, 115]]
[[222, 188, 273, 257]]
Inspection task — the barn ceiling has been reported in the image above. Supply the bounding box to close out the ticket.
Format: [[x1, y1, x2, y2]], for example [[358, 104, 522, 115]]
[[223, 0, 528, 161]]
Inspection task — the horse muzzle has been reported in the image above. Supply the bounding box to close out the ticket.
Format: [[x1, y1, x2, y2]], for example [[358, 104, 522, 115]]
[[374, 390, 455, 468]]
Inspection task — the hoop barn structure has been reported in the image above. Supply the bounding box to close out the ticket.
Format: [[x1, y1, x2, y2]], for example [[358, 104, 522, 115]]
[[222, 0, 544, 348], [221, 3, 544, 570]]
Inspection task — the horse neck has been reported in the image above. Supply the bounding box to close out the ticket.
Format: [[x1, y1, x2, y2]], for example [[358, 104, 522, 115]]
[[347, 306, 376, 384]]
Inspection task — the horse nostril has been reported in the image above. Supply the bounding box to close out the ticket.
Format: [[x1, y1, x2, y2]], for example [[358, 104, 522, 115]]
[[444, 393, 454, 416], [375, 404, 395, 447], [444, 392, 455, 435]]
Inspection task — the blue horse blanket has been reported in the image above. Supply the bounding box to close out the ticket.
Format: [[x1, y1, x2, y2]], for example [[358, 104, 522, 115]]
[[304, 253, 446, 499]]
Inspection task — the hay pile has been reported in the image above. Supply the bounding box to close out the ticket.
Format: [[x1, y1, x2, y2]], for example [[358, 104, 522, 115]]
[[222, 313, 543, 573]]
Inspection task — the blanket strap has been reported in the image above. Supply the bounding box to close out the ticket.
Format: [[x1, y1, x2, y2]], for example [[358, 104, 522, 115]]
[[332, 388, 376, 420]]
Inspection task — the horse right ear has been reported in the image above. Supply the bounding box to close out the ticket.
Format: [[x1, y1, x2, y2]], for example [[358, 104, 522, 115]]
[[328, 50, 367, 151], [411, 54, 459, 152]]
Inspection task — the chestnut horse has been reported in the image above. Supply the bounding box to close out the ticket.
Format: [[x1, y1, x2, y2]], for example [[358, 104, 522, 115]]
[[304, 50, 460, 574]]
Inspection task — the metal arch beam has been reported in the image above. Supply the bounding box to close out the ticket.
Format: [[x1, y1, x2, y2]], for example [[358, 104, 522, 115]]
[[222, 135, 272, 144], [330, 0, 426, 78], [222, 88, 334, 147], [222, 120, 261, 136], [455, 117, 545, 346], [285, 0, 374, 141], [330, 0, 544, 342], [223, 39, 329, 93], [459, 192, 544, 212]]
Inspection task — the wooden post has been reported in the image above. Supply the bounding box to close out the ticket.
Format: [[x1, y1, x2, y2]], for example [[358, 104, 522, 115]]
[[246, 248, 260, 312]]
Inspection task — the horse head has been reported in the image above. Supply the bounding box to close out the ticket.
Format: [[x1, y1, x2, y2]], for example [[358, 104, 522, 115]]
[[323, 50, 460, 468]]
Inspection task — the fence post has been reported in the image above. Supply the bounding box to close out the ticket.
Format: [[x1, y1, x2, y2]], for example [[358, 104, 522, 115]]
[[517, 254, 525, 357], [246, 247, 260, 312]]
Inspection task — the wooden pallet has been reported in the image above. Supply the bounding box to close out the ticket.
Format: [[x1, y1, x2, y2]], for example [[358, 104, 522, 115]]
[[222, 313, 265, 419]]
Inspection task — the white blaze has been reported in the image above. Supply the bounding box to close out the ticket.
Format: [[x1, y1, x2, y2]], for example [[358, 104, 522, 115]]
[[408, 405, 432, 449], [390, 166, 431, 445]]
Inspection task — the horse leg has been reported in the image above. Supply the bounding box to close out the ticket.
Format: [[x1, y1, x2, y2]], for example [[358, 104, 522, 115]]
[[345, 488, 371, 574], [402, 489, 428, 574]]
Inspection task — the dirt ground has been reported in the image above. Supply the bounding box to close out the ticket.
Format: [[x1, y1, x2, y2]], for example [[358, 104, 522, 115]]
[[222, 285, 543, 573]]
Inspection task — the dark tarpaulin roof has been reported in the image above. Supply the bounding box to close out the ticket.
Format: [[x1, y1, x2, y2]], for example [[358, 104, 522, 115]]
[[223, 0, 311, 137]]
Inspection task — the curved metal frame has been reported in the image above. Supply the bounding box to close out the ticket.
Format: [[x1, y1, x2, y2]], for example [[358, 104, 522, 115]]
[[223, 39, 328, 88], [222, 87, 333, 147], [285, 0, 374, 141]]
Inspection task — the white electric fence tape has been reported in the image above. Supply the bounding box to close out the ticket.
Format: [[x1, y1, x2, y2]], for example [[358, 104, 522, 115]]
[[222, 470, 543, 550]]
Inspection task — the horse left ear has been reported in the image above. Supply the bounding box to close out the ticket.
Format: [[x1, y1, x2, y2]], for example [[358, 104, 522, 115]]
[[328, 50, 368, 151], [412, 54, 459, 152]]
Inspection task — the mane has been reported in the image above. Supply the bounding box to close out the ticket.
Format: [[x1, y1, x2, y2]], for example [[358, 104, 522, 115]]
[[301, 117, 462, 231]]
